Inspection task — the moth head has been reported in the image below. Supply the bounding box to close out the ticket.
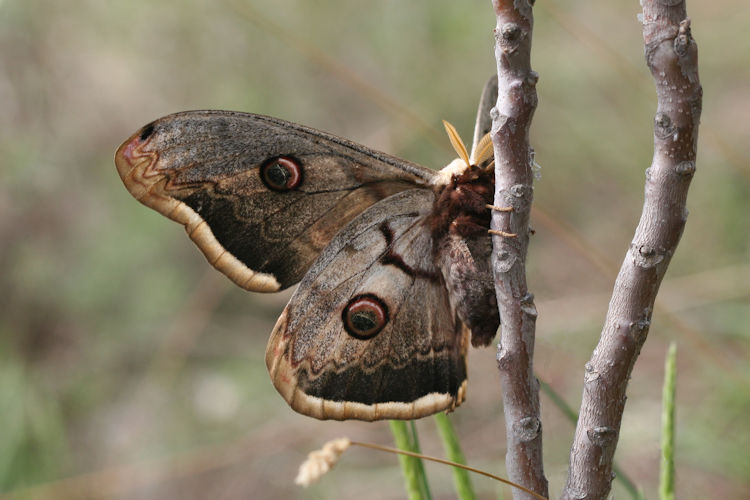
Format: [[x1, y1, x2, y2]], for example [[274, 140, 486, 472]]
[[433, 121, 495, 186]]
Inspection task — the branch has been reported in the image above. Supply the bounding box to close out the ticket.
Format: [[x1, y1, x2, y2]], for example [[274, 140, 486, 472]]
[[561, 1, 701, 498], [489, 1, 547, 499]]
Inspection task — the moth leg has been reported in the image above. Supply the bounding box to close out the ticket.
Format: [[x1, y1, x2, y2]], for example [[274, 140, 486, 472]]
[[489, 229, 517, 238], [486, 204, 517, 237], [486, 204, 512, 212]]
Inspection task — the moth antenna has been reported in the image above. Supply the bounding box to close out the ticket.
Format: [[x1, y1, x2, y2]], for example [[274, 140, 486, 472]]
[[470, 132, 494, 166], [442, 120, 470, 167]]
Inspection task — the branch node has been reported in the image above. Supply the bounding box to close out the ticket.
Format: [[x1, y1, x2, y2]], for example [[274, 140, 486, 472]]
[[586, 426, 618, 451], [674, 160, 696, 177], [632, 318, 651, 342], [493, 249, 517, 274], [497, 22, 523, 53], [654, 112, 674, 138], [513, 416, 542, 442], [510, 183, 529, 197], [584, 362, 600, 384], [617, 318, 650, 346], [520, 293, 537, 317], [496, 347, 514, 370], [631, 244, 668, 268], [674, 18, 692, 56]]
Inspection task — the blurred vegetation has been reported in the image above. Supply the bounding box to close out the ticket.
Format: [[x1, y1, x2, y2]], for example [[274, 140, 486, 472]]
[[1, 0, 748, 499]]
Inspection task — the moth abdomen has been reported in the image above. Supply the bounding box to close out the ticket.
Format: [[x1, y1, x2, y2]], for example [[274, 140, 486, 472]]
[[437, 234, 499, 348]]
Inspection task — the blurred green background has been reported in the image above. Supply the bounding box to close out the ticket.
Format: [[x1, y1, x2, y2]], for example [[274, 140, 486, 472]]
[[1, 1, 748, 498]]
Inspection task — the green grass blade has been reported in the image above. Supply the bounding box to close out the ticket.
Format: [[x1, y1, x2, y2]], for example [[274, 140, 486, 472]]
[[433, 413, 476, 500], [409, 421, 433, 498], [390, 420, 432, 500], [659, 343, 677, 500]]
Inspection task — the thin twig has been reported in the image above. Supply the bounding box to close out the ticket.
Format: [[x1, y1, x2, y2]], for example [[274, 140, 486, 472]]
[[489, 1, 547, 499], [561, 2, 701, 498], [349, 441, 548, 500]]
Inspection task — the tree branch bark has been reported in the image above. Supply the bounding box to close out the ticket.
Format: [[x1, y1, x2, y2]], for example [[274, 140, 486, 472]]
[[489, 1, 547, 499], [561, 1, 701, 498]]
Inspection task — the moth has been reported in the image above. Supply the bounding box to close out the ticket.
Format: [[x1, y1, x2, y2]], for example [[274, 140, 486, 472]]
[[115, 76, 507, 421]]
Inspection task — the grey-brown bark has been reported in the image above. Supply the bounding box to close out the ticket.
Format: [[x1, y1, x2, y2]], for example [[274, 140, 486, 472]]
[[489, 1, 548, 499], [560, 1, 701, 499]]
